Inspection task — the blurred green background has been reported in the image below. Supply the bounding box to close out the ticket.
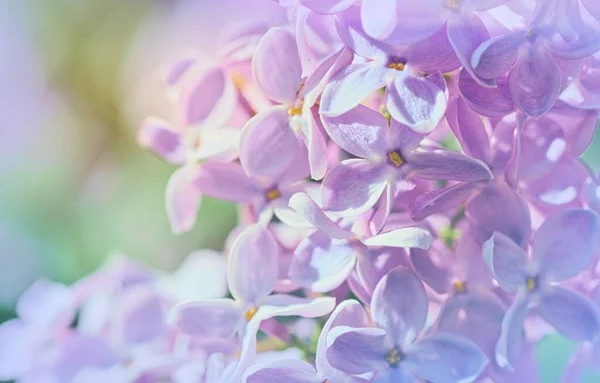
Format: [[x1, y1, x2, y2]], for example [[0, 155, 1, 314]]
[[0, 1, 599, 382]]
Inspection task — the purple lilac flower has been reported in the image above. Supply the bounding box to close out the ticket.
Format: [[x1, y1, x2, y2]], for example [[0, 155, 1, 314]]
[[483, 208, 600, 369], [326, 267, 488, 382]]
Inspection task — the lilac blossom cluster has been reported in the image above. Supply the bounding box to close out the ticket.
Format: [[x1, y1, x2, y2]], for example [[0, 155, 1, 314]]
[[4, 0, 600, 382]]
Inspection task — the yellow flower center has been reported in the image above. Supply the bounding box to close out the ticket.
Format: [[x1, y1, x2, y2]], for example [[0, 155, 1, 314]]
[[265, 187, 281, 201], [387, 62, 405, 71], [231, 71, 246, 91], [387, 151, 405, 167], [244, 307, 259, 321], [385, 348, 402, 366], [453, 280, 467, 294], [526, 277, 536, 292], [288, 106, 303, 116], [444, 0, 461, 12]]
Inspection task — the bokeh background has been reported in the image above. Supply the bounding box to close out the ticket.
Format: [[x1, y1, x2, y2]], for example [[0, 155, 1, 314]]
[[0, 1, 599, 382]]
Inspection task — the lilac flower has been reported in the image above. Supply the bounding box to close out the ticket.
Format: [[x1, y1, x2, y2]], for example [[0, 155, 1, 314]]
[[319, 105, 492, 218], [243, 300, 370, 383], [471, 13, 600, 117], [320, 6, 457, 133], [191, 149, 313, 225], [240, 27, 352, 180], [326, 267, 488, 382], [483, 208, 600, 369]]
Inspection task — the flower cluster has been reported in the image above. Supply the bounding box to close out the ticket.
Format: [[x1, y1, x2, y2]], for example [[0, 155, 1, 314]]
[[4, 0, 600, 382]]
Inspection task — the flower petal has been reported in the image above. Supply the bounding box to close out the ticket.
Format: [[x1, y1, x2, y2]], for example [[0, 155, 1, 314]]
[[192, 162, 261, 203], [445, 96, 490, 162], [385, 72, 448, 133], [508, 46, 561, 117], [533, 208, 600, 282], [240, 107, 299, 178], [259, 295, 336, 319], [482, 232, 528, 293], [244, 359, 320, 383], [300, 0, 355, 14], [404, 24, 462, 74], [0, 320, 33, 380], [326, 326, 388, 375], [290, 232, 358, 293], [406, 150, 493, 182], [387, 119, 425, 153], [447, 13, 492, 86], [471, 32, 525, 79], [166, 165, 201, 235], [304, 107, 329, 180], [138, 117, 185, 165], [536, 286, 600, 342], [458, 69, 514, 116], [252, 27, 302, 104], [405, 333, 488, 383], [320, 62, 390, 117], [182, 66, 235, 128], [409, 182, 482, 221], [361, 0, 398, 40], [228, 224, 279, 305], [466, 182, 531, 247], [321, 104, 389, 159], [168, 299, 242, 338], [371, 267, 428, 347], [321, 159, 390, 217], [496, 295, 530, 370], [316, 300, 369, 375], [362, 227, 433, 249], [288, 193, 353, 239]]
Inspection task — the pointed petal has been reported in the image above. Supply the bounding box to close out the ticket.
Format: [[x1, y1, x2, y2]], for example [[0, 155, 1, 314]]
[[288, 193, 353, 239], [537, 287, 600, 342], [458, 69, 514, 116], [482, 232, 528, 293], [385, 72, 448, 133], [305, 108, 328, 180], [409, 182, 482, 221], [334, 6, 393, 60], [168, 299, 242, 338], [361, 0, 398, 40], [371, 267, 428, 347], [362, 227, 433, 249], [405, 334, 488, 383], [406, 150, 493, 182], [446, 96, 490, 162], [508, 46, 561, 117], [447, 14, 491, 83], [471, 32, 525, 79], [138, 117, 185, 164], [192, 162, 261, 203], [240, 107, 299, 178], [496, 296, 530, 370], [166, 166, 201, 235], [321, 159, 390, 217], [533, 208, 600, 282], [290, 233, 358, 293], [321, 104, 389, 159], [228, 224, 279, 305], [320, 63, 390, 117], [326, 326, 388, 375], [252, 28, 302, 104]]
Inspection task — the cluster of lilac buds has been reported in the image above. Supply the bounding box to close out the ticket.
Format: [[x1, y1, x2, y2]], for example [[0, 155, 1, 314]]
[[4, 0, 600, 382]]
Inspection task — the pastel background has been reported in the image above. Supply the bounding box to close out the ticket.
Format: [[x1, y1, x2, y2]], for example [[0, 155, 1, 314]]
[[0, 1, 598, 382]]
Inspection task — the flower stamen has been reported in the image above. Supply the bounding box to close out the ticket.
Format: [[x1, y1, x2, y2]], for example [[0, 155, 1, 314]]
[[385, 348, 402, 366], [265, 187, 281, 201], [244, 307, 259, 321], [453, 280, 467, 294], [387, 151, 405, 167]]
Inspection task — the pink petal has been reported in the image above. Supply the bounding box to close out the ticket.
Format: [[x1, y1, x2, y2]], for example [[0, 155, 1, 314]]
[[166, 166, 201, 235]]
